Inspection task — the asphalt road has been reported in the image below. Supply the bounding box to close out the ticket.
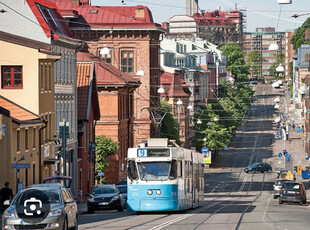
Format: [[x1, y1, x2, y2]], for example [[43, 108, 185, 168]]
[[76, 83, 310, 230]]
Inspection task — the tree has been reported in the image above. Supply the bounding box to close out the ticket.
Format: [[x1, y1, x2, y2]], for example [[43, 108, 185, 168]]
[[95, 136, 119, 184], [160, 101, 180, 144], [269, 53, 285, 79], [290, 17, 310, 52], [220, 43, 249, 82], [246, 50, 265, 79]]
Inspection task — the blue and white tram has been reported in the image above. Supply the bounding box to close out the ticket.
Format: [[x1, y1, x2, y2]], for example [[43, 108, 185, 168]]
[[127, 138, 204, 212]]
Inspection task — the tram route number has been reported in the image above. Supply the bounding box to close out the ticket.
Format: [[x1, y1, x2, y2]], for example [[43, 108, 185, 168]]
[[138, 149, 147, 157]]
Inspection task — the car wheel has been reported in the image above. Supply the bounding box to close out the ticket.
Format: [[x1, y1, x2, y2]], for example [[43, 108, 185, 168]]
[[268, 169, 271, 173], [63, 218, 68, 230], [117, 205, 124, 212], [299, 201, 303, 205], [279, 199, 283, 204], [273, 195, 277, 199], [87, 206, 95, 214], [252, 170, 256, 174]]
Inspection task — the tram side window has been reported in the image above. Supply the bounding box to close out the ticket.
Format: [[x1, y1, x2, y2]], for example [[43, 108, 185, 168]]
[[128, 160, 138, 180], [177, 161, 182, 178], [170, 160, 177, 179]]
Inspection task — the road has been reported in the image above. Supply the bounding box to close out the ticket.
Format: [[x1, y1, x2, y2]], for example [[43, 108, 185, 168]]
[[2, 83, 308, 229]]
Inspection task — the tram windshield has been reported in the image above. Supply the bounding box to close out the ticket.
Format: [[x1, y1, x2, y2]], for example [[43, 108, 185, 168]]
[[137, 161, 176, 181]]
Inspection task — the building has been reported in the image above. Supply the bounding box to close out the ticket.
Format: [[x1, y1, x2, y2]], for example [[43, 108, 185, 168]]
[[243, 27, 285, 79], [166, 3, 245, 46], [76, 59, 100, 199], [77, 52, 140, 184], [0, 0, 82, 195], [284, 29, 295, 80], [48, 0, 165, 146], [0, 98, 44, 194]]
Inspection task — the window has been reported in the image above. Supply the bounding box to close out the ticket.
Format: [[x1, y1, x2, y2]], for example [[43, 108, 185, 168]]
[[121, 51, 134, 73], [1, 66, 23, 88], [33, 128, 36, 148], [17, 129, 20, 151], [25, 129, 29, 150]]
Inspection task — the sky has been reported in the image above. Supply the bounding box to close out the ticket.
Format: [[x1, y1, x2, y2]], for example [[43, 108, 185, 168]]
[[91, 0, 310, 32]]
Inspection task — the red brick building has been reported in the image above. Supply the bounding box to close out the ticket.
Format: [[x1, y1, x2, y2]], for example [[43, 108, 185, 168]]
[[77, 52, 140, 184], [49, 0, 165, 146]]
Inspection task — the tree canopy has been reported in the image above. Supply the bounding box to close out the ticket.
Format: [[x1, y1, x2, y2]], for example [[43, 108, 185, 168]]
[[290, 17, 310, 52], [269, 53, 285, 79], [160, 101, 180, 144], [246, 50, 264, 79], [220, 42, 249, 82]]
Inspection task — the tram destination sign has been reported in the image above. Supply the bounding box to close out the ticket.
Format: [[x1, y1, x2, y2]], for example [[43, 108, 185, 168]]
[[137, 149, 170, 157]]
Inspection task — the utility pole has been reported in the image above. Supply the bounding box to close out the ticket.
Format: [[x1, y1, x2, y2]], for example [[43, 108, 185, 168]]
[[59, 119, 69, 176]]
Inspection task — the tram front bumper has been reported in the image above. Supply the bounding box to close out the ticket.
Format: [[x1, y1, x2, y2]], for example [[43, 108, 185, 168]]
[[139, 198, 177, 211]]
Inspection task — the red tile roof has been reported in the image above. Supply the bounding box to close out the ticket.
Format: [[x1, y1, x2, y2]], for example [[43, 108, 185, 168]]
[[77, 62, 92, 120], [47, 0, 160, 29], [26, 0, 72, 39], [0, 96, 42, 124], [77, 52, 140, 87], [160, 72, 190, 97]]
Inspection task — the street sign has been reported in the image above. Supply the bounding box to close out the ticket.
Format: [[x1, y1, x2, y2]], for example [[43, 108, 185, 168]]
[[282, 149, 287, 154], [296, 128, 303, 133], [202, 146, 209, 156], [98, 172, 104, 176], [285, 114, 290, 118], [276, 134, 280, 139], [285, 153, 291, 159], [12, 164, 30, 169], [278, 152, 282, 158]]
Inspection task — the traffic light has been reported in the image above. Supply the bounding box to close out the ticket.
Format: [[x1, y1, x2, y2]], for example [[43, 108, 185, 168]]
[[88, 142, 96, 155], [294, 166, 297, 172]]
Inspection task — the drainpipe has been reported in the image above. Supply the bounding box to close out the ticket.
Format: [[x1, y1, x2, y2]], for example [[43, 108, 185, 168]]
[[39, 120, 48, 183]]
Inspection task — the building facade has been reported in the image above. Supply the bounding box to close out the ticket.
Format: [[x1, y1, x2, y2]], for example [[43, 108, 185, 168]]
[[243, 27, 285, 79]]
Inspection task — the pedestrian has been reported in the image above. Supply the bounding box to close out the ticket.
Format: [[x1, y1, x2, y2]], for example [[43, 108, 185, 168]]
[[0, 182, 13, 212], [292, 124, 295, 130]]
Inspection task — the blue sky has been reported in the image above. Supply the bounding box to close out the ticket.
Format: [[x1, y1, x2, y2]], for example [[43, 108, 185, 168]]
[[91, 0, 310, 32]]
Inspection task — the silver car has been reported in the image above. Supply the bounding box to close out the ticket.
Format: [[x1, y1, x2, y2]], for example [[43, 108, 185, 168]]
[[273, 179, 292, 199], [2, 183, 78, 230]]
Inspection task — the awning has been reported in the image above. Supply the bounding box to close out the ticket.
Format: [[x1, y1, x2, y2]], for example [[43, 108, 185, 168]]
[[43, 158, 59, 165]]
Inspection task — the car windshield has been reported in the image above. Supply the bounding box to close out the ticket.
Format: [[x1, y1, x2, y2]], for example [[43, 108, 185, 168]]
[[250, 163, 258, 167], [276, 180, 290, 186], [137, 162, 171, 181], [282, 183, 300, 190], [13, 189, 62, 205], [93, 186, 116, 194], [117, 186, 127, 193]]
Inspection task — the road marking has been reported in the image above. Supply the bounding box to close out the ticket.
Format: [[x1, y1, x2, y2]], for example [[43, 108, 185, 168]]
[[238, 177, 247, 193], [263, 197, 271, 226]]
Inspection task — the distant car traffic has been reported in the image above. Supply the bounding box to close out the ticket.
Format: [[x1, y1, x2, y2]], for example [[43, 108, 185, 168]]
[[273, 179, 292, 199], [244, 163, 272, 173], [279, 182, 307, 205], [2, 183, 78, 230], [87, 184, 124, 213], [116, 185, 127, 208]]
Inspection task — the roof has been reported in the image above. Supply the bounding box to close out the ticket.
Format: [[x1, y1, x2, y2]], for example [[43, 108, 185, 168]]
[[26, 0, 72, 39], [0, 96, 43, 125], [192, 9, 242, 26], [160, 72, 190, 97], [76, 59, 100, 121], [47, 0, 161, 29], [77, 52, 140, 87]]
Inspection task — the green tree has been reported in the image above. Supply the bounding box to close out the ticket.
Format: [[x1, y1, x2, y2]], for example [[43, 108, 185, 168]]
[[269, 53, 285, 79], [160, 101, 180, 144], [220, 42, 249, 82], [290, 17, 310, 52], [246, 50, 264, 79], [95, 135, 119, 184]]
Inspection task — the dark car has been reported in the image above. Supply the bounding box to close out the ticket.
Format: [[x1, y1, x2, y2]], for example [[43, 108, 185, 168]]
[[244, 163, 272, 173], [273, 179, 293, 199], [116, 185, 127, 208], [87, 185, 124, 213], [279, 182, 307, 205]]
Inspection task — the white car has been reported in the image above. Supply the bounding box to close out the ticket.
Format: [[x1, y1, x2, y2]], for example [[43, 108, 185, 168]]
[[272, 82, 280, 88], [277, 80, 283, 85]]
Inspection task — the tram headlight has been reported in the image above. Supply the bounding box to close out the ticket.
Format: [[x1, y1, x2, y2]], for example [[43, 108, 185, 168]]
[[156, 190, 162, 195], [147, 190, 153, 195]]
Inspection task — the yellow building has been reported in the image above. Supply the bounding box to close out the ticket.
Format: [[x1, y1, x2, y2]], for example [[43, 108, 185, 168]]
[[0, 32, 58, 191]]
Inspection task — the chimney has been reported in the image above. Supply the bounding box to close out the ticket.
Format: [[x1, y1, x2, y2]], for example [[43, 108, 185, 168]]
[[193, 0, 198, 15]]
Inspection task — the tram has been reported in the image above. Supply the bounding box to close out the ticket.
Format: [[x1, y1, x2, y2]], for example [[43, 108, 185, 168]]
[[126, 138, 204, 212]]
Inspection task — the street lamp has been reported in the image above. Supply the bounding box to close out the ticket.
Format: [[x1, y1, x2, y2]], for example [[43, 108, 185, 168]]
[[157, 86, 165, 94], [203, 137, 207, 146], [213, 117, 219, 122], [197, 119, 202, 125], [100, 45, 111, 56], [136, 68, 145, 76], [177, 99, 183, 136]]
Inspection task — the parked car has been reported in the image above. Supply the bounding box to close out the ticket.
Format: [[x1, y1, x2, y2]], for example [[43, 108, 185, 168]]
[[87, 185, 124, 213], [273, 179, 292, 199], [279, 181, 307, 205], [244, 163, 272, 173], [116, 185, 127, 208], [2, 183, 78, 230]]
